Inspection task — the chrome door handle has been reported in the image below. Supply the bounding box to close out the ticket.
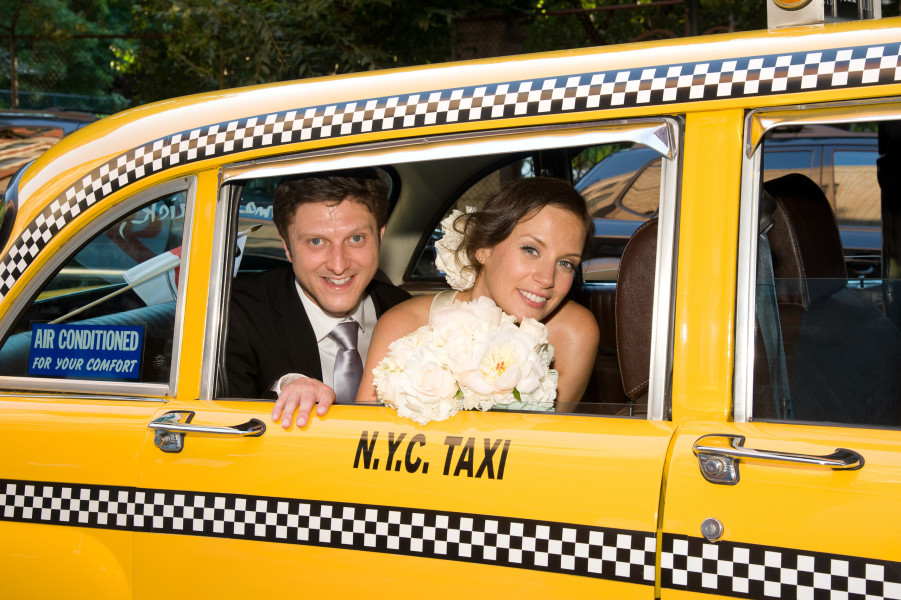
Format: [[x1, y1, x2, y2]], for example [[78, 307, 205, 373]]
[[150, 410, 265, 453], [692, 434, 864, 485]]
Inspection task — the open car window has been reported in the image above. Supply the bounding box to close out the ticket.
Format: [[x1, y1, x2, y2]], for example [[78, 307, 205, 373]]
[[214, 120, 680, 421]]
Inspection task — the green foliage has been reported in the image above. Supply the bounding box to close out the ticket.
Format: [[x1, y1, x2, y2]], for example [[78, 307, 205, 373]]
[[3, 0, 894, 110], [522, 0, 766, 52], [126, 0, 527, 103], [0, 0, 134, 110]]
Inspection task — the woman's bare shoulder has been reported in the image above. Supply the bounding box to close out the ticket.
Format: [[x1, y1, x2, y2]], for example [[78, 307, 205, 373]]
[[547, 299, 600, 344], [378, 294, 434, 330]]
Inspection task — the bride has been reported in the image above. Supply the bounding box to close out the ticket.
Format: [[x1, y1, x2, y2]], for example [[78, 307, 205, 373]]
[[356, 177, 600, 411]]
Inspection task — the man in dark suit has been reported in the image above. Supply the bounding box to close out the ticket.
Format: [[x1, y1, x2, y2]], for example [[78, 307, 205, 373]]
[[226, 169, 410, 429]]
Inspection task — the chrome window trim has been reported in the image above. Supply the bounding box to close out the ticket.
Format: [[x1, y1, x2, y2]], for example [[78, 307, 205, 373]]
[[648, 120, 681, 421], [735, 112, 764, 423], [0, 378, 170, 399], [745, 97, 901, 158], [206, 118, 681, 422], [735, 101, 900, 422], [0, 176, 196, 399], [200, 172, 234, 400], [219, 119, 676, 183]]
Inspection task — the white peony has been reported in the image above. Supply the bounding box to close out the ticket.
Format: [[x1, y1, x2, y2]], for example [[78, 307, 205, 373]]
[[434, 208, 477, 291]]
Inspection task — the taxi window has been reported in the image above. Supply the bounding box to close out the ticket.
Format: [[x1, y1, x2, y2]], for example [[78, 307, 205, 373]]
[[751, 120, 901, 426], [215, 121, 679, 421], [832, 148, 879, 227], [0, 192, 186, 385]]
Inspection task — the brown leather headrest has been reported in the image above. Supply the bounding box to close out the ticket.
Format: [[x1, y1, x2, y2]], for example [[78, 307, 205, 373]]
[[762, 173, 847, 309], [616, 219, 657, 403]]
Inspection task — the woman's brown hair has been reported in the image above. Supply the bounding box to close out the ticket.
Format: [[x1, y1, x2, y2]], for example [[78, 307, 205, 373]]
[[454, 177, 592, 281]]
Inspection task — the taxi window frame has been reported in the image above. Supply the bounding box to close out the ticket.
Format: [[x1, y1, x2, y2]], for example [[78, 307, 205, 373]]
[[734, 99, 901, 423], [203, 119, 682, 421], [0, 176, 196, 399]]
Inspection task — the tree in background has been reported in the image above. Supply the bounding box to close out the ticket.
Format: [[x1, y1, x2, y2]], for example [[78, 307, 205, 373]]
[[3, 1, 899, 111], [0, 0, 133, 111], [521, 0, 767, 52], [125, 0, 531, 104]]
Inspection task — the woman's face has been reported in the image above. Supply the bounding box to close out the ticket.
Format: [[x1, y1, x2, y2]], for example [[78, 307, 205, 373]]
[[470, 205, 585, 322]]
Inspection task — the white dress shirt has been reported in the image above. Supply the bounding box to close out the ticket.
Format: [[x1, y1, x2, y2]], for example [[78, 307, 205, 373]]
[[273, 281, 376, 394]]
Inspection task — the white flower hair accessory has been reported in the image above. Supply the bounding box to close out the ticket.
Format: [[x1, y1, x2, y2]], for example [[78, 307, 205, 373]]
[[435, 207, 477, 291]]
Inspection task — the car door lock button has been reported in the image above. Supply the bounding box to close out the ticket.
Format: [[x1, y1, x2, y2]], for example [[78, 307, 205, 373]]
[[701, 518, 724, 542]]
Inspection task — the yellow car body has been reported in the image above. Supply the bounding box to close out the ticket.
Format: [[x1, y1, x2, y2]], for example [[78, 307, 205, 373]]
[[1, 15, 900, 599]]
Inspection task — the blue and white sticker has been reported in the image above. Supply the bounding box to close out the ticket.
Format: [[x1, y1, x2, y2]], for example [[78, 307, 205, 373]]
[[28, 324, 144, 379]]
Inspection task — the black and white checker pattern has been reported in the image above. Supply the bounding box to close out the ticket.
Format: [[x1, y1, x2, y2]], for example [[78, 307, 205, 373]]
[[0, 478, 655, 584], [662, 534, 901, 600], [2, 40, 900, 301]]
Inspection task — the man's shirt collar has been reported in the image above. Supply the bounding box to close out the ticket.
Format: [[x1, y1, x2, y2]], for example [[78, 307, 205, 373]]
[[295, 280, 370, 343]]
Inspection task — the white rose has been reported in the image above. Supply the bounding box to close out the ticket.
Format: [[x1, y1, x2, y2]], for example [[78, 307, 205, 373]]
[[374, 338, 461, 425]]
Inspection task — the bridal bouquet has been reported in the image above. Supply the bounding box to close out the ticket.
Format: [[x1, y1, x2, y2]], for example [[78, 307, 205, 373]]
[[372, 295, 558, 425]]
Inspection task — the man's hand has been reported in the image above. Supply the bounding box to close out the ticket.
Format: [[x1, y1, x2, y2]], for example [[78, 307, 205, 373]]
[[271, 376, 336, 429]]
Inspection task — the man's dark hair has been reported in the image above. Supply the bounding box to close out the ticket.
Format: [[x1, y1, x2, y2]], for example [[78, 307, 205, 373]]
[[273, 168, 390, 239]]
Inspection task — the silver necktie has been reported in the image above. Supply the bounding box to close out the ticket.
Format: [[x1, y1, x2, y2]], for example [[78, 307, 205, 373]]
[[328, 320, 363, 404]]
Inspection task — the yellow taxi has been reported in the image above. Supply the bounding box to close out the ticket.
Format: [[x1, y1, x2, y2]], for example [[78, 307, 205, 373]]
[[1, 7, 900, 599]]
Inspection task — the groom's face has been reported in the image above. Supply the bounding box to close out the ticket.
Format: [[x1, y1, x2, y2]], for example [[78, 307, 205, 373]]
[[281, 198, 384, 318]]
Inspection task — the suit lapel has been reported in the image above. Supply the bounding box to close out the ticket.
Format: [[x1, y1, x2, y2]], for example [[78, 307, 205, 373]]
[[272, 267, 323, 381]]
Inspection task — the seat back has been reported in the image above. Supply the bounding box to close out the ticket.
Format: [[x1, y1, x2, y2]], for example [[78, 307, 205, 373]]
[[757, 173, 901, 425], [763, 173, 847, 309], [615, 218, 658, 406], [572, 283, 630, 410]]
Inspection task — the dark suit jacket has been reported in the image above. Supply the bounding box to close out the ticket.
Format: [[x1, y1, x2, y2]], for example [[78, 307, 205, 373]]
[[225, 266, 410, 399]]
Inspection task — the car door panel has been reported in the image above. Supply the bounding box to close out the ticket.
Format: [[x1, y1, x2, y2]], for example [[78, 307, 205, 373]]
[[660, 422, 901, 598], [132, 401, 673, 598], [0, 397, 160, 598]]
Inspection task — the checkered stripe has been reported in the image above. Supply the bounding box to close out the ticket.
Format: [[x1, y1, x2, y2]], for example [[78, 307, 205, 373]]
[[2, 41, 900, 301], [662, 534, 901, 600], [0, 479, 655, 584]]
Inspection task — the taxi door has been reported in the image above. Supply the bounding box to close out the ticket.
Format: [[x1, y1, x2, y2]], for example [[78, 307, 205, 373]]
[[130, 146, 680, 597], [658, 107, 901, 598], [0, 179, 195, 599]]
